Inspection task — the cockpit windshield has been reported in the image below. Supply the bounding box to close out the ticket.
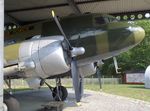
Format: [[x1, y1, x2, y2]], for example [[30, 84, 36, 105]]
[[93, 14, 118, 26]]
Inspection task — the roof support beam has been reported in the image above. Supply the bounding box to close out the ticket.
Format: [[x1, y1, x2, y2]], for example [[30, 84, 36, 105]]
[[5, 13, 22, 26], [67, 0, 81, 14], [0, 0, 4, 110], [6, 0, 116, 13]]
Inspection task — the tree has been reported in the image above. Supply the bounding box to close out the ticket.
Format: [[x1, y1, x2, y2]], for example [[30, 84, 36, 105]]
[[101, 20, 150, 76]]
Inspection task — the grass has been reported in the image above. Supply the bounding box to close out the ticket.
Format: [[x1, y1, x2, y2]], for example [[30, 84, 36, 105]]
[[85, 84, 150, 102]]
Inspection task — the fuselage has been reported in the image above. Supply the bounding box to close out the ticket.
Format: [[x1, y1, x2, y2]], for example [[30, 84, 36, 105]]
[[4, 13, 145, 66]]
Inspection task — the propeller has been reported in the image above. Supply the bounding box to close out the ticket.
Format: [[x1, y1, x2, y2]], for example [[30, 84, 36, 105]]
[[51, 10, 85, 102]]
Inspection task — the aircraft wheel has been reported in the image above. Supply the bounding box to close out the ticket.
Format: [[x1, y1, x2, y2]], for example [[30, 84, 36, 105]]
[[52, 86, 68, 101], [4, 94, 20, 111]]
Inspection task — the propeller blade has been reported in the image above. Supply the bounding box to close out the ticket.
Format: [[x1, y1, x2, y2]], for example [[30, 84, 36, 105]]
[[51, 10, 72, 50], [51, 10, 83, 102], [79, 77, 84, 99], [71, 58, 81, 102]]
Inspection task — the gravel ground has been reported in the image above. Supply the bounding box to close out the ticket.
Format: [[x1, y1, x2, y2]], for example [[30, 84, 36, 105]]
[[13, 88, 150, 111], [64, 89, 150, 111]]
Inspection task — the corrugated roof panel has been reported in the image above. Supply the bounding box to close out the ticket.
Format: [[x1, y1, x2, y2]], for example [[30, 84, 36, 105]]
[[9, 6, 73, 22], [5, 0, 67, 11], [78, 0, 150, 14], [75, 0, 92, 2]]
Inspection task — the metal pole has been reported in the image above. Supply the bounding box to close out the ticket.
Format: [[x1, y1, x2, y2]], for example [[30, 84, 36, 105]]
[[96, 67, 102, 90], [0, 0, 4, 110]]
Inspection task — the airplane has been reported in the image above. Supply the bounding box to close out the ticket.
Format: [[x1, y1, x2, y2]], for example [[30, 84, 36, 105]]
[[4, 11, 145, 110]]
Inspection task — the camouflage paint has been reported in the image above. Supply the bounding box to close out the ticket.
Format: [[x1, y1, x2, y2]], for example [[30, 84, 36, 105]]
[[4, 13, 145, 64], [95, 31, 109, 54], [4, 43, 20, 61]]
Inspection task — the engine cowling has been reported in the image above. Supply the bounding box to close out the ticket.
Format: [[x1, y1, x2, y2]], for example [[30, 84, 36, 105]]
[[79, 63, 96, 77], [19, 36, 70, 78]]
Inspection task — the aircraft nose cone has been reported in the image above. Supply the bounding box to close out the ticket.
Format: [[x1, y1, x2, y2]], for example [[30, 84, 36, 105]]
[[133, 27, 145, 44]]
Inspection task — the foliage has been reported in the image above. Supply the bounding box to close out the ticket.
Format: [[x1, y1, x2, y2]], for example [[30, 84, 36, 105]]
[[101, 20, 150, 76]]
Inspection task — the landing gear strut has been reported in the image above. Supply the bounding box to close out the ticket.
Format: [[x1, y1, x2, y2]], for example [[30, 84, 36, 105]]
[[44, 78, 68, 101], [5, 78, 13, 94]]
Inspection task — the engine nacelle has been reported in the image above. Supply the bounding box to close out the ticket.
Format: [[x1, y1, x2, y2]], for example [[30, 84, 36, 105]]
[[19, 36, 70, 78], [79, 63, 96, 77]]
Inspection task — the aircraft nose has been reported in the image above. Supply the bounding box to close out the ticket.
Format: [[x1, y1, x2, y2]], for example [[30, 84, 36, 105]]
[[132, 27, 145, 44]]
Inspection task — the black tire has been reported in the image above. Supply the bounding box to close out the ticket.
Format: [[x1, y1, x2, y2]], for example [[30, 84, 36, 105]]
[[4, 94, 20, 111], [52, 86, 68, 101]]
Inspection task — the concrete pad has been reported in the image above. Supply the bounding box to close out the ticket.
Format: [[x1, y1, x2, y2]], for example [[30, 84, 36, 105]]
[[13, 88, 150, 111]]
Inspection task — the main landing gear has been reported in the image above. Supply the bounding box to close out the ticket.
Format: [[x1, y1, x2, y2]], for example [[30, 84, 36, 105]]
[[4, 93, 20, 111], [44, 78, 68, 101], [4, 79, 21, 111]]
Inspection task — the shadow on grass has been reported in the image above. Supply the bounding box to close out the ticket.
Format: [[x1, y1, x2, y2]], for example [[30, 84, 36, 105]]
[[127, 85, 147, 89], [4, 88, 32, 93]]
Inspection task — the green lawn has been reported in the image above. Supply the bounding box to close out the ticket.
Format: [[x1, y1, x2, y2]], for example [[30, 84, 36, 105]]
[[85, 84, 150, 102]]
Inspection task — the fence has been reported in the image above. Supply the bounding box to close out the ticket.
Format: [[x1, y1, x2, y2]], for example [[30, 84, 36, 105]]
[[4, 77, 121, 89]]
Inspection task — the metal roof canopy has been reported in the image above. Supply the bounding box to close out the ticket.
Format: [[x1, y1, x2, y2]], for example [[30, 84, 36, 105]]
[[4, 0, 150, 25]]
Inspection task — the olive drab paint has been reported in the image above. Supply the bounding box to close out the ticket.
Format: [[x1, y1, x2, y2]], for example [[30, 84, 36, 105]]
[[4, 13, 145, 65]]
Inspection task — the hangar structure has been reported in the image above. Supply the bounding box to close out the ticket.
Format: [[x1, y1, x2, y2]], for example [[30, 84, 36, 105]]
[[1, 0, 150, 110], [4, 0, 150, 26]]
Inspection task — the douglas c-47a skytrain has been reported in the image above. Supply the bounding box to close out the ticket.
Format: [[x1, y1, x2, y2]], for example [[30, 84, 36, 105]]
[[4, 11, 145, 106]]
